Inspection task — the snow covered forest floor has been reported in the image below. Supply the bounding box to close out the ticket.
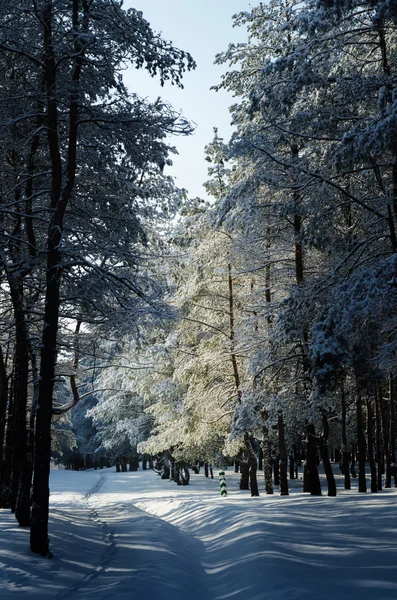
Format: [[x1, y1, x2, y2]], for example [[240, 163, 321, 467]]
[[1, 467, 397, 600]]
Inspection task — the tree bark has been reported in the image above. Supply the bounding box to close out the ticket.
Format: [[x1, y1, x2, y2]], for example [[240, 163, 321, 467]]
[[0, 379, 14, 508], [0, 346, 8, 467], [341, 383, 351, 490], [31, 0, 86, 556], [377, 384, 392, 488], [305, 424, 321, 495], [366, 397, 377, 493], [319, 414, 336, 497], [389, 374, 396, 486], [278, 414, 289, 496], [8, 280, 31, 526], [258, 445, 263, 471], [289, 451, 295, 480], [261, 413, 273, 494], [239, 460, 249, 490], [0, 347, 10, 508], [356, 393, 367, 493]]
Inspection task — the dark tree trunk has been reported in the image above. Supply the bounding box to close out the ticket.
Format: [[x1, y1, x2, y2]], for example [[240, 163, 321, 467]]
[[5, 277, 32, 527], [388, 374, 396, 486], [263, 447, 273, 494], [366, 398, 377, 493], [181, 463, 190, 485], [319, 415, 336, 497], [174, 463, 182, 485], [239, 461, 249, 490], [377, 384, 392, 488], [244, 435, 259, 497], [129, 456, 139, 471], [192, 461, 200, 474], [258, 445, 263, 471], [341, 384, 351, 490], [356, 393, 367, 493], [31, 0, 84, 556], [0, 346, 10, 507], [278, 414, 288, 496], [273, 454, 280, 486], [249, 457, 259, 496], [375, 387, 383, 491], [289, 451, 295, 480], [303, 460, 310, 492], [351, 444, 357, 477], [0, 346, 8, 467], [262, 415, 273, 494], [305, 424, 321, 495]]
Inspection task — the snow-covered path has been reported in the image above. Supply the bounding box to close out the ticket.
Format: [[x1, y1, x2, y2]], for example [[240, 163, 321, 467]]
[[1, 467, 397, 599]]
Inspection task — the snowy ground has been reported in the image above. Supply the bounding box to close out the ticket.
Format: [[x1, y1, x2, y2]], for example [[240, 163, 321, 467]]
[[1, 466, 397, 599]]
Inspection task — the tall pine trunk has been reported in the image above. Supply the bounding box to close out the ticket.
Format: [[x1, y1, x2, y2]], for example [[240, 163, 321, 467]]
[[377, 384, 392, 488], [0, 346, 9, 507], [388, 374, 396, 486], [8, 281, 31, 526], [319, 414, 336, 497], [31, 0, 85, 555], [261, 412, 273, 495], [356, 393, 367, 493], [341, 383, 351, 490], [366, 397, 377, 493], [278, 414, 289, 496], [305, 423, 321, 496], [0, 346, 7, 468]]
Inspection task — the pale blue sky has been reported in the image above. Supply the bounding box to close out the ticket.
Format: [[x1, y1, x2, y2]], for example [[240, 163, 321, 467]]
[[124, 1, 252, 199]]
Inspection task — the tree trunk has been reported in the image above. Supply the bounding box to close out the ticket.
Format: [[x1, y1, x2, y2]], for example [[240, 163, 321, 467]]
[[341, 383, 351, 490], [239, 460, 249, 490], [0, 349, 10, 508], [389, 374, 396, 486], [319, 414, 336, 497], [7, 278, 31, 526], [244, 435, 259, 496], [30, 0, 86, 556], [258, 445, 263, 471], [278, 414, 289, 496], [262, 414, 273, 494], [366, 397, 377, 493], [375, 385, 383, 491], [356, 393, 367, 493], [0, 381, 14, 508], [273, 453, 280, 486], [350, 444, 357, 478], [0, 346, 8, 467], [305, 424, 321, 495], [289, 451, 295, 480], [377, 384, 392, 488]]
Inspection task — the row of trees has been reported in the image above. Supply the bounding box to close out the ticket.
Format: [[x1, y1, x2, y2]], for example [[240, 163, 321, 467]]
[[0, 0, 194, 556], [83, 0, 397, 500]]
